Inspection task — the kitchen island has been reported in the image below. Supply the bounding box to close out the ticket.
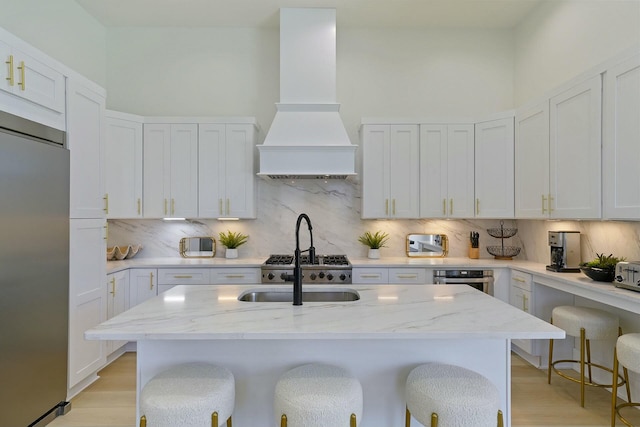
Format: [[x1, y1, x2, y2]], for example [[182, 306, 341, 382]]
[[86, 283, 563, 427]]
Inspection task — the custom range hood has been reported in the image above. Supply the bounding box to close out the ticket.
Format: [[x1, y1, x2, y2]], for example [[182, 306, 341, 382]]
[[257, 8, 357, 179]]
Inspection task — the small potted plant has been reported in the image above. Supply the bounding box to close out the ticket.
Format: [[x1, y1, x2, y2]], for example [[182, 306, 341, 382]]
[[358, 231, 390, 259], [580, 253, 625, 282], [218, 230, 249, 259]]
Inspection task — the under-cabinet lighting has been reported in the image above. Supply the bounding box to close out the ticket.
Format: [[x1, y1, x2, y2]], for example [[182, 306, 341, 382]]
[[218, 218, 240, 221], [163, 217, 186, 221]]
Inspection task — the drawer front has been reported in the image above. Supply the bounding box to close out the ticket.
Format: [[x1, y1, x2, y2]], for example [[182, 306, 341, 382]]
[[352, 268, 389, 284], [511, 270, 533, 292], [388, 268, 427, 284], [157, 268, 210, 285], [211, 268, 260, 284]]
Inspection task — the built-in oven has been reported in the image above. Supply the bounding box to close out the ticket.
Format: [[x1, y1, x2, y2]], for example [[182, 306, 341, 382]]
[[433, 270, 493, 294]]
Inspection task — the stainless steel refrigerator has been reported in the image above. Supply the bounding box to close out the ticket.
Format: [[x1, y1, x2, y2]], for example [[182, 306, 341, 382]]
[[0, 111, 70, 426]]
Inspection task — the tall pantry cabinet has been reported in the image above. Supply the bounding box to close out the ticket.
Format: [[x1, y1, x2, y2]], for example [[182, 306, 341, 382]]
[[66, 76, 108, 391]]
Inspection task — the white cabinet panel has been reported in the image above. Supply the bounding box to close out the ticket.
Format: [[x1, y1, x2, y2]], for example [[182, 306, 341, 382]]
[[362, 124, 419, 219], [388, 268, 428, 284], [157, 268, 211, 285], [67, 79, 106, 219], [129, 268, 157, 308], [210, 268, 260, 284], [603, 54, 640, 220], [475, 118, 514, 218], [446, 125, 475, 218], [105, 111, 143, 219], [352, 268, 389, 284], [106, 270, 129, 354], [549, 76, 602, 219]]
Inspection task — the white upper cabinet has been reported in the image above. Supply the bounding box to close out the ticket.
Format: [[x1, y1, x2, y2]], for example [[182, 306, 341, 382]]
[[143, 123, 198, 218], [549, 75, 602, 219], [474, 117, 514, 218], [420, 124, 475, 218], [361, 124, 419, 219], [515, 101, 550, 218], [0, 30, 65, 130], [603, 54, 640, 220], [67, 78, 106, 219], [105, 111, 143, 219], [199, 123, 256, 219]]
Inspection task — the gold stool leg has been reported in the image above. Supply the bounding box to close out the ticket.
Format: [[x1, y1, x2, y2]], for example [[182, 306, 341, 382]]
[[498, 410, 504, 427], [350, 413, 357, 427], [612, 346, 619, 427], [618, 327, 631, 403], [586, 338, 593, 382], [212, 411, 218, 427], [280, 414, 287, 427], [405, 405, 411, 427], [548, 317, 554, 385], [431, 412, 438, 427], [140, 415, 147, 427], [580, 327, 586, 407], [227, 415, 232, 427]]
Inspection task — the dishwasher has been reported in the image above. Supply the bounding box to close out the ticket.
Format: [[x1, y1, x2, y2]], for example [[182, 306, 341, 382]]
[[433, 270, 494, 294]]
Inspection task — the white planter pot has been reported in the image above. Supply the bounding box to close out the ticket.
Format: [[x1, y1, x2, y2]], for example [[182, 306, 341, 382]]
[[225, 248, 238, 259], [368, 248, 380, 259]]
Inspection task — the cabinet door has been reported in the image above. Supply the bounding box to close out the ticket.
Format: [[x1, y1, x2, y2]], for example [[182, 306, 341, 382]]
[[550, 76, 602, 219], [389, 125, 419, 218], [515, 102, 550, 218], [0, 40, 14, 95], [68, 79, 106, 219], [198, 124, 225, 218], [420, 125, 448, 217], [446, 125, 475, 218], [143, 124, 171, 217], [510, 285, 534, 354], [361, 125, 391, 218], [169, 124, 198, 218], [603, 54, 640, 220], [106, 271, 129, 354], [210, 268, 260, 284], [352, 268, 389, 284], [69, 218, 106, 388], [105, 113, 143, 219], [13, 48, 65, 114], [389, 268, 427, 284], [225, 124, 256, 218], [475, 118, 514, 218], [129, 269, 157, 308]]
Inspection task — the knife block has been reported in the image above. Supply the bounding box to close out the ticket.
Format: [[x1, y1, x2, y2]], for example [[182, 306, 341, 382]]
[[468, 245, 479, 259]]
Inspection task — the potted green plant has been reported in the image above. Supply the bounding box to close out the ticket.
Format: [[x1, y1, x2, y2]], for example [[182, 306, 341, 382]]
[[218, 230, 249, 259], [580, 253, 625, 282], [358, 231, 390, 259]]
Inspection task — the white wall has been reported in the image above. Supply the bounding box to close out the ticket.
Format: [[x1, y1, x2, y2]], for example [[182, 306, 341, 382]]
[[514, 0, 640, 105], [0, 0, 107, 86]]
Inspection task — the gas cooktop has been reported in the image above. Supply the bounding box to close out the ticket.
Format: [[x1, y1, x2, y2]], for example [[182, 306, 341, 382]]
[[264, 254, 350, 267], [261, 254, 352, 284]]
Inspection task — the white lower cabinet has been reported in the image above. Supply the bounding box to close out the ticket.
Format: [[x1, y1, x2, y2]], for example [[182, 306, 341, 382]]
[[352, 268, 389, 284], [68, 218, 106, 389], [106, 270, 129, 355], [210, 268, 260, 284], [509, 271, 534, 354], [129, 268, 158, 308], [157, 268, 211, 294], [388, 268, 429, 284], [352, 267, 430, 284]]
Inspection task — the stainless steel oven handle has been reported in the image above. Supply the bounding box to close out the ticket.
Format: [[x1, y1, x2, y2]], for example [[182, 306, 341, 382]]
[[434, 278, 491, 284]]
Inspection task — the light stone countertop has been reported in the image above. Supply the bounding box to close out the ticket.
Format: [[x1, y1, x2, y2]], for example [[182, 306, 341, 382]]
[[85, 284, 564, 341]]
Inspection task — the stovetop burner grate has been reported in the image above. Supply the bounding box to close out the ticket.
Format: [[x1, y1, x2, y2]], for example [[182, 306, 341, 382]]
[[264, 254, 349, 266]]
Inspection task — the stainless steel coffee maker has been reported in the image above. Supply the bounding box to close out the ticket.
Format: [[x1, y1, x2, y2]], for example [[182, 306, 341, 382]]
[[546, 231, 581, 272]]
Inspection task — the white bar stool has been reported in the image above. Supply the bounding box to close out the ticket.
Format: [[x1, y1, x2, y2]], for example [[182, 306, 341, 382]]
[[405, 363, 503, 427], [139, 362, 234, 427], [548, 305, 626, 407], [611, 333, 638, 426], [274, 363, 363, 427]]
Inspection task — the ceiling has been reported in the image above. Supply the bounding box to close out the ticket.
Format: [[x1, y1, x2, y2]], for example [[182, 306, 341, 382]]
[[74, 0, 544, 29]]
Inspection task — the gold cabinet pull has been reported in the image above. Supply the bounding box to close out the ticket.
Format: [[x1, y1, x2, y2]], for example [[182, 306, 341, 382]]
[[392, 199, 396, 215], [225, 274, 245, 279], [512, 277, 526, 283], [449, 198, 453, 215], [5, 54, 14, 86], [17, 60, 25, 91], [541, 195, 547, 214], [226, 198, 230, 215], [476, 198, 480, 215], [397, 274, 418, 279], [103, 193, 109, 213], [385, 199, 389, 216], [110, 277, 116, 295], [171, 198, 175, 215], [360, 274, 381, 279], [149, 272, 154, 290], [523, 294, 529, 312], [164, 198, 168, 215], [548, 194, 554, 213], [173, 275, 193, 279], [137, 198, 141, 215], [104, 223, 108, 240], [442, 199, 446, 216]]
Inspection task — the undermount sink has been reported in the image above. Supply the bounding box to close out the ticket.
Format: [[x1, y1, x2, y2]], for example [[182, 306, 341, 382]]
[[238, 288, 360, 303]]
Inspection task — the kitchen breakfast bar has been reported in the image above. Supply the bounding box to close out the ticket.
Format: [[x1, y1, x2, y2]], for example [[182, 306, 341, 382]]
[[86, 284, 564, 426]]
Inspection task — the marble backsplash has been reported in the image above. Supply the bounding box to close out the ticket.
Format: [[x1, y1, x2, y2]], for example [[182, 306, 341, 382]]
[[107, 178, 639, 263]]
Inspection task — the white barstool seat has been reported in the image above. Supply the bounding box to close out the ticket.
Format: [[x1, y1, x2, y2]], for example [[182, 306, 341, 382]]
[[548, 306, 625, 408], [405, 363, 503, 427], [140, 362, 234, 427], [611, 333, 639, 426], [274, 363, 363, 427]]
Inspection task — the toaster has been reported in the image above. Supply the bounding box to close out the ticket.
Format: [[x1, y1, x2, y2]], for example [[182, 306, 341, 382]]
[[614, 261, 640, 292]]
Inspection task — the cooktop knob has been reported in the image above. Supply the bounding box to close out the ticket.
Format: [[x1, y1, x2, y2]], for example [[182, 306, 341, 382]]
[[327, 273, 334, 281], [310, 273, 317, 280], [319, 272, 325, 279], [267, 273, 275, 280], [339, 273, 346, 281]]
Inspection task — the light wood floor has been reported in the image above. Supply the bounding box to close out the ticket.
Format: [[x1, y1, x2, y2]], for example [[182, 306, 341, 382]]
[[48, 352, 640, 427]]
